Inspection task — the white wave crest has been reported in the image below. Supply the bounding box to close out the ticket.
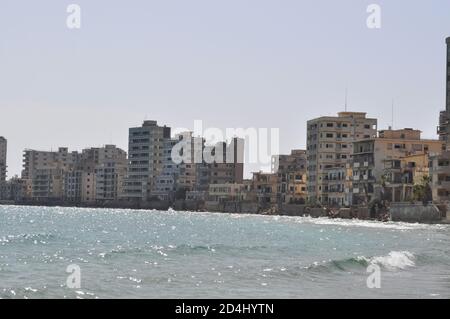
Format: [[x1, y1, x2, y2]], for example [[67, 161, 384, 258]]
[[361, 251, 416, 270]]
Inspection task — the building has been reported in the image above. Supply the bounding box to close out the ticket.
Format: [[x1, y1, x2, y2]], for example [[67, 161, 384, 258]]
[[22, 147, 81, 201], [151, 138, 180, 201], [96, 145, 127, 200], [272, 149, 307, 204], [31, 168, 65, 201], [175, 132, 205, 192], [0, 137, 6, 183], [350, 128, 442, 205], [306, 111, 378, 205], [431, 37, 450, 203], [176, 134, 244, 198], [208, 183, 247, 203], [430, 151, 450, 202], [122, 120, 171, 201], [0, 177, 26, 201], [249, 171, 278, 205], [208, 138, 245, 185], [22, 145, 126, 203]]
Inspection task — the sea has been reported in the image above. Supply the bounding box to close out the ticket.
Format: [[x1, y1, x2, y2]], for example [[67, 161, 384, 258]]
[[0, 205, 449, 299]]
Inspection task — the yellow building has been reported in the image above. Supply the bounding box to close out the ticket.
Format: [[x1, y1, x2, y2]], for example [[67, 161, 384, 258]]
[[350, 128, 442, 205]]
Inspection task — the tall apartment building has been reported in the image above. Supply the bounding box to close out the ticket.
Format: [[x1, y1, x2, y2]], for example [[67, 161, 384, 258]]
[[351, 129, 442, 205], [272, 149, 307, 204], [122, 120, 171, 201], [22, 147, 81, 200], [88, 145, 127, 202], [430, 37, 450, 203], [176, 132, 204, 192], [22, 145, 126, 202], [0, 137, 7, 183], [437, 37, 450, 145], [151, 138, 180, 201], [306, 112, 377, 205], [22, 147, 81, 180], [176, 134, 244, 194], [208, 138, 245, 186]]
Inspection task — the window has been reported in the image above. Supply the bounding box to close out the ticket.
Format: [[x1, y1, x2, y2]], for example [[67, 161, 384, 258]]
[[412, 144, 423, 151]]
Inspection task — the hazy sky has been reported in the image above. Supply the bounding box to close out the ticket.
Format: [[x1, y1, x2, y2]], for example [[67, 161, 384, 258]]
[[1, 0, 450, 178]]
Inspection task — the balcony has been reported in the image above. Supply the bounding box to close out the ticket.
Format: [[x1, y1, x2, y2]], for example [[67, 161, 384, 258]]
[[437, 180, 450, 188]]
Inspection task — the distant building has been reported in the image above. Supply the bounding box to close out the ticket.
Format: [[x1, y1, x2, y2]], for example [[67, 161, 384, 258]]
[[122, 120, 171, 201], [307, 111, 378, 205], [22, 147, 81, 201], [151, 138, 180, 201], [350, 128, 442, 205], [175, 132, 204, 192], [176, 133, 244, 197], [22, 145, 126, 203], [0, 137, 6, 183], [207, 183, 247, 203], [208, 138, 245, 185], [0, 177, 26, 201], [431, 37, 450, 203], [250, 171, 278, 205], [272, 149, 307, 204], [22, 147, 81, 180]]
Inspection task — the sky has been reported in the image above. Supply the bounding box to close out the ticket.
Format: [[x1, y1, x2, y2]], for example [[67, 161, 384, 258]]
[[1, 0, 450, 178]]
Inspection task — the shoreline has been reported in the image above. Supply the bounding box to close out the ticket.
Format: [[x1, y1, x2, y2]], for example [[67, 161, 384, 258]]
[[1, 201, 449, 225]]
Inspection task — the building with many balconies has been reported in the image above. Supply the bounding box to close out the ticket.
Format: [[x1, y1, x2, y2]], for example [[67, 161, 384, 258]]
[[122, 120, 171, 201], [306, 111, 378, 205], [350, 128, 442, 205]]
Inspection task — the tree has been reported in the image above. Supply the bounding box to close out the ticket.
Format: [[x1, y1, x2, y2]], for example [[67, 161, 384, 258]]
[[413, 175, 432, 205]]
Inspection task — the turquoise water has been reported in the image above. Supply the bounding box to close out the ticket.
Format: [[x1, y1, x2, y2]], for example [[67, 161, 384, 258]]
[[1, 205, 449, 299]]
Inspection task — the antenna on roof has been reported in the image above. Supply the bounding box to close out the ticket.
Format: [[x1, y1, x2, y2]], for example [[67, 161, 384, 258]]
[[344, 87, 348, 112], [391, 98, 394, 129]]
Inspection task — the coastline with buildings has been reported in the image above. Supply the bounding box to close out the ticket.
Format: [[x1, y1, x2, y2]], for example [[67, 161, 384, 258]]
[[1, 37, 450, 224]]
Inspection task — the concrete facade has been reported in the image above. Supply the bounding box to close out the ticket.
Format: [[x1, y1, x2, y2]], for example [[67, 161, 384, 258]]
[[0, 137, 6, 183], [350, 129, 442, 205], [122, 120, 171, 201], [307, 111, 377, 205], [272, 149, 307, 204]]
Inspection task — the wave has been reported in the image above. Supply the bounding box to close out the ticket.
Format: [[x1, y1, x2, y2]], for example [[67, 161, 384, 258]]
[[96, 243, 270, 259], [289, 216, 446, 231], [0, 233, 56, 244], [307, 251, 416, 272]]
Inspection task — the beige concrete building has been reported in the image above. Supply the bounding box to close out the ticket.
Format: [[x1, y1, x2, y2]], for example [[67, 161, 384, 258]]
[[208, 183, 247, 203], [272, 149, 307, 204], [22, 145, 126, 203], [0, 137, 6, 183], [151, 138, 181, 201], [176, 133, 244, 197], [249, 171, 279, 205], [430, 151, 450, 202], [208, 138, 245, 186], [22, 147, 81, 201], [306, 111, 377, 205], [122, 120, 171, 201], [22, 147, 80, 181], [350, 128, 442, 205]]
